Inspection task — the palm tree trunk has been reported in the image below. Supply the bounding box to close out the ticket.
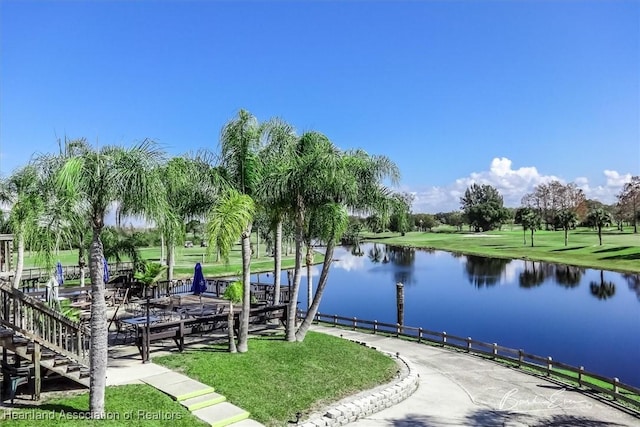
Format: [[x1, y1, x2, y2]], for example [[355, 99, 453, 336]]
[[256, 228, 259, 259], [237, 223, 252, 353], [88, 226, 107, 419], [306, 245, 313, 311], [228, 301, 237, 353], [286, 207, 305, 342], [273, 220, 282, 305], [598, 226, 603, 245], [564, 228, 569, 246], [167, 244, 175, 282], [160, 233, 165, 265], [79, 237, 86, 287], [530, 229, 534, 247], [296, 239, 336, 341], [12, 230, 25, 289]]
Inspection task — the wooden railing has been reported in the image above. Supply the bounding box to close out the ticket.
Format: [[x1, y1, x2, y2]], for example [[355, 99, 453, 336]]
[[154, 278, 291, 305], [18, 262, 135, 290], [0, 282, 90, 365], [302, 311, 640, 411], [137, 304, 288, 361]]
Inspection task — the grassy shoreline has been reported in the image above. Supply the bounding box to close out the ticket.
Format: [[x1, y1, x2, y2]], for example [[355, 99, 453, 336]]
[[0, 333, 396, 427], [362, 227, 640, 273]]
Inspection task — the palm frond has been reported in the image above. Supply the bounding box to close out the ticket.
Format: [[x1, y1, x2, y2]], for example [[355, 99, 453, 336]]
[[206, 190, 255, 263]]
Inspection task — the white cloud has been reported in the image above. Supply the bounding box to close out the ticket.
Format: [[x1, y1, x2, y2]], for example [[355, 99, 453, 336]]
[[409, 157, 631, 213]]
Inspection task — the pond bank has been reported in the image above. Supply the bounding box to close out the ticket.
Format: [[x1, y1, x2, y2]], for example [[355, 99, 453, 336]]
[[362, 229, 640, 273]]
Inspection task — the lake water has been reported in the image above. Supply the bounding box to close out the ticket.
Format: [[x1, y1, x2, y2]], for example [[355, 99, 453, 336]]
[[265, 243, 640, 387]]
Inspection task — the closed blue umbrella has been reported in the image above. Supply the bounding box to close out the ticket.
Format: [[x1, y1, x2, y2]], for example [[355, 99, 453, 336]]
[[191, 262, 207, 295], [103, 257, 110, 283]]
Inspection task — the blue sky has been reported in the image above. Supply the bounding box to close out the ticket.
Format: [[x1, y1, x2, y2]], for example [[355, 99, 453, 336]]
[[1, 1, 638, 212]]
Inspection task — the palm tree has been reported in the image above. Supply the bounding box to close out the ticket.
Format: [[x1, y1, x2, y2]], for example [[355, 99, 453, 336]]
[[56, 140, 168, 418], [587, 208, 613, 245], [222, 281, 243, 353], [218, 109, 262, 353], [556, 209, 578, 246], [0, 165, 44, 288], [521, 208, 541, 247], [259, 118, 298, 307], [294, 149, 399, 341], [160, 153, 226, 281], [262, 131, 400, 342]]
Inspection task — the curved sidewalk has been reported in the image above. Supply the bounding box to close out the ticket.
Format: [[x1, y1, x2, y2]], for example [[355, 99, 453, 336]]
[[310, 325, 639, 427]]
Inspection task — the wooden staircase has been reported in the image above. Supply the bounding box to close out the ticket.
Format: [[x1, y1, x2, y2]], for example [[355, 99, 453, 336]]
[[0, 282, 91, 400]]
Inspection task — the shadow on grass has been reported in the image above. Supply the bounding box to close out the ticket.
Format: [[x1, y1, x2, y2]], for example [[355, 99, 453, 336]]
[[601, 253, 640, 261], [593, 246, 632, 253], [551, 246, 587, 252]]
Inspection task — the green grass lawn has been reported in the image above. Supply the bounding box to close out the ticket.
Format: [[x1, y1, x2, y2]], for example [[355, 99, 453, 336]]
[[0, 333, 396, 427], [0, 384, 205, 426], [363, 227, 640, 273], [154, 332, 397, 426], [20, 241, 317, 280]]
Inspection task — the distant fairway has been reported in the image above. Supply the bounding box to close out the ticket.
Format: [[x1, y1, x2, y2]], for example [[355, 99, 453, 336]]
[[21, 238, 310, 279], [363, 226, 640, 273]]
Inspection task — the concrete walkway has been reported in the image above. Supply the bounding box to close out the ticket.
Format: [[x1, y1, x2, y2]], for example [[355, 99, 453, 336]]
[[310, 325, 640, 427]]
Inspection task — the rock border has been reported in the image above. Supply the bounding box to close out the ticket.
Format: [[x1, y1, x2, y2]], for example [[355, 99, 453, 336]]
[[299, 342, 419, 427]]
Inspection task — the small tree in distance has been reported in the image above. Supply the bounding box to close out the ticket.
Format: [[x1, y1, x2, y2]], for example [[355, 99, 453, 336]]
[[556, 209, 578, 246], [222, 281, 243, 353], [587, 208, 613, 246]]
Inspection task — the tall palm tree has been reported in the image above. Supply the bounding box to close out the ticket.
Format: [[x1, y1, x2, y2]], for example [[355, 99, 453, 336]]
[[262, 132, 400, 342], [218, 109, 262, 353], [0, 165, 44, 288], [294, 149, 399, 341], [259, 118, 298, 306], [160, 153, 226, 281], [56, 140, 168, 418]]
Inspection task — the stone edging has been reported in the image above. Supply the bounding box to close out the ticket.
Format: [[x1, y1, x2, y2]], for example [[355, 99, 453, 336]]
[[299, 345, 419, 427]]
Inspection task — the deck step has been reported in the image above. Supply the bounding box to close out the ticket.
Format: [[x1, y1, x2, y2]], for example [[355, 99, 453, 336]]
[[179, 392, 226, 411], [192, 402, 249, 427]]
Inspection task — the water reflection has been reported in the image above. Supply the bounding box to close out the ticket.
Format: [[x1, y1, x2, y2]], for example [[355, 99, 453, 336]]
[[590, 270, 616, 300], [555, 265, 584, 288], [464, 255, 511, 288], [519, 261, 554, 288], [623, 274, 640, 300]]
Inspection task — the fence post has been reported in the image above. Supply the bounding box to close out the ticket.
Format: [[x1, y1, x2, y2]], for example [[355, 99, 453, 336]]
[[612, 378, 619, 400], [547, 357, 553, 376], [314, 312, 319, 324], [578, 366, 584, 387], [418, 327, 422, 343], [442, 331, 447, 347], [493, 343, 498, 359], [333, 315, 338, 327], [518, 350, 523, 367], [373, 320, 378, 334], [353, 317, 357, 330], [466, 337, 471, 352]]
